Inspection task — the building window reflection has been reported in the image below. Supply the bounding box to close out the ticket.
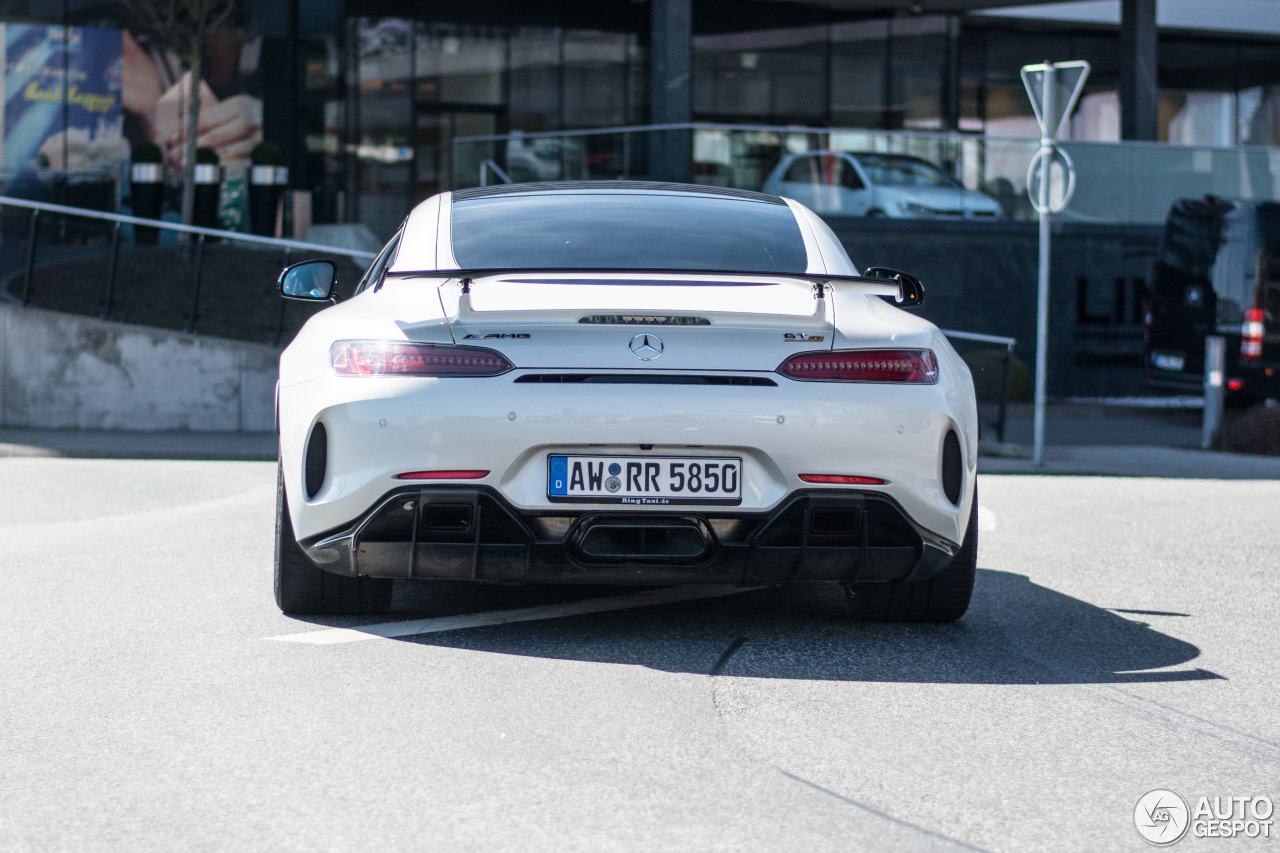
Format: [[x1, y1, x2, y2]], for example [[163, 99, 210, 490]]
[[831, 21, 888, 129], [694, 25, 828, 124], [335, 9, 1280, 238]]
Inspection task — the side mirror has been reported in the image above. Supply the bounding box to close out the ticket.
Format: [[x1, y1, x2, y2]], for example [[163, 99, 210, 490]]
[[864, 266, 925, 308], [279, 259, 339, 302]]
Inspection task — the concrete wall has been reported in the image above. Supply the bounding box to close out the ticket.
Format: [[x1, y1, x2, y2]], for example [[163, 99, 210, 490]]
[[826, 218, 1163, 397], [0, 302, 276, 431]]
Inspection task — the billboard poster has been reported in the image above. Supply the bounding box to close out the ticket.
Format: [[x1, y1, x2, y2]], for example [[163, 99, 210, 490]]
[[0, 23, 261, 225], [0, 24, 126, 184]]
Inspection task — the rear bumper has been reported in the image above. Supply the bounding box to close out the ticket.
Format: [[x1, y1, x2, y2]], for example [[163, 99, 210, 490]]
[[279, 368, 978, 548], [300, 486, 958, 586], [1146, 364, 1280, 396]]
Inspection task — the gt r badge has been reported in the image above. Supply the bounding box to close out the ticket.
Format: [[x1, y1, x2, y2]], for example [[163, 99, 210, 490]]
[[629, 334, 664, 360], [463, 333, 530, 339], [784, 333, 824, 342]]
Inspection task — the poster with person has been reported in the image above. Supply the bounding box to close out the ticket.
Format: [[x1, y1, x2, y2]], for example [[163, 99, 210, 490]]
[[0, 22, 262, 226], [0, 25, 127, 185]]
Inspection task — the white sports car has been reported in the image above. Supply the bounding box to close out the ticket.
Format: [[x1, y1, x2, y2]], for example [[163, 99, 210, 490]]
[[275, 182, 978, 621]]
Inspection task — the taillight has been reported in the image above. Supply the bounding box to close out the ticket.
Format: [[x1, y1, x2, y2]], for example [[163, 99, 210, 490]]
[[1242, 308, 1264, 360], [331, 341, 513, 376], [778, 349, 939, 383], [799, 474, 886, 485]]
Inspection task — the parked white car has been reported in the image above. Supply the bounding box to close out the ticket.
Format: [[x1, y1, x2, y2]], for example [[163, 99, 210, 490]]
[[275, 182, 978, 621], [763, 151, 1004, 219]]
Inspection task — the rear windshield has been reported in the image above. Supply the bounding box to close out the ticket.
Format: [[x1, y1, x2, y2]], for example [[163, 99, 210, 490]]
[[450, 192, 809, 273]]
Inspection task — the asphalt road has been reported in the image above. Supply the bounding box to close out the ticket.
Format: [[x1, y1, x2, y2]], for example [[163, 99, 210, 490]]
[[1, 458, 1278, 852]]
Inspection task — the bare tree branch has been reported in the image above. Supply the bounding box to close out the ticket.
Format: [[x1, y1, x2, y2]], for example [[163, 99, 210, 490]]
[[118, 0, 243, 228]]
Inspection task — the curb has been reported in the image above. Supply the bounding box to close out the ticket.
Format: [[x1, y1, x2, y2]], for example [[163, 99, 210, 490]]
[[0, 430, 277, 462], [979, 444, 1280, 479]]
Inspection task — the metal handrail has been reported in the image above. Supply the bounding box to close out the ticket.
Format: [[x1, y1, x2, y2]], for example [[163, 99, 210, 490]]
[[455, 120, 1280, 156], [0, 196, 378, 260], [2, 196, 379, 343], [944, 328, 1018, 443], [942, 329, 1016, 347], [479, 160, 512, 187], [2, 193, 1021, 434]]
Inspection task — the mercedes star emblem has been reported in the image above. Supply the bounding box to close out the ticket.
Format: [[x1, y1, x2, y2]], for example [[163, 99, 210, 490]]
[[628, 333, 664, 360]]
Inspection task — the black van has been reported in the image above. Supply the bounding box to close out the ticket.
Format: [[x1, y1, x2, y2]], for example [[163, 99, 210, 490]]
[[1144, 197, 1280, 401]]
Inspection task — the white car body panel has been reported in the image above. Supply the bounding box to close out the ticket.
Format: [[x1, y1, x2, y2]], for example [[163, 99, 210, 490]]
[[278, 184, 977, 585]]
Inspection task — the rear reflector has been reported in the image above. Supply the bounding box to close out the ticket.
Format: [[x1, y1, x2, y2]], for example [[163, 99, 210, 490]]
[[778, 349, 938, 383], [1242, 308, 1264, 360], [395, 470, 490, 480], [1227, 379, 1244, 392], [799, 474, 886, 485], [332, 341, 513, 376]]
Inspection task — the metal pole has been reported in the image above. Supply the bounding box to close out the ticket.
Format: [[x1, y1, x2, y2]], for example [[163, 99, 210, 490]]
[[102, 220, 120, 320], [997, 341, 1014, 444], [185, 233, 205, 334], [273, 248, 292, 346], [1032, 65, 1055, 467], [1202, 335, 1225, 449], [21, 208, 38, 306]]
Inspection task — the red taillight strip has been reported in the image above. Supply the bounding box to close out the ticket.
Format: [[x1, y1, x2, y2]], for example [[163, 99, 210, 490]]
[[394, 470, 490, 480], [799, 474, 887, 485], [778, 349, 939, 383], [332, 341, 513, 376]]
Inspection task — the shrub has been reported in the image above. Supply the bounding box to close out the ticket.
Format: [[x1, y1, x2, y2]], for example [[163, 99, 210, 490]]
[[131, 141, 163, 164], [250, 141, 284, 166], [1220, 403, 1280, 456], [960, 348, 1031, 403], [196, 146, 220, 164]]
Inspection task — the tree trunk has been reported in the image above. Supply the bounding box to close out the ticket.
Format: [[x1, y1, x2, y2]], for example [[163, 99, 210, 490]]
[[180, 47, 203, 229]]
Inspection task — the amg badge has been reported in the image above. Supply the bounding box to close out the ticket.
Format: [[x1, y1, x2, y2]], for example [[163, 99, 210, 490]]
[[784, 332, 824, 342]]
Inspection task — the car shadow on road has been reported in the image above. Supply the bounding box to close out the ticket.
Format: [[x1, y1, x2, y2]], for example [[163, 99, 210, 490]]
[[368, 568, 1224, 685]]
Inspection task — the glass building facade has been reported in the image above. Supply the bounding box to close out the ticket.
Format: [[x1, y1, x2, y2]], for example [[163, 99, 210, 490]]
[[13, 0, 1280, 238]]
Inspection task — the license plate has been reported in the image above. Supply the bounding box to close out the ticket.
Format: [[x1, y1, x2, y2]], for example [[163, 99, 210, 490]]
[[1152, 352, 1186, 371], [548, 455, 742, 506]]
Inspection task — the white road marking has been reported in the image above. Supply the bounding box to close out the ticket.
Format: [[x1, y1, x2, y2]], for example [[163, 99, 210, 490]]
[[265, 585, 760, 645], [978, 504, 996, 532]]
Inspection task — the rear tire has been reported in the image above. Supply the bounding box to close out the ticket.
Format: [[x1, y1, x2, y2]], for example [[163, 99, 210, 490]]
[[844, 488, 977, 623], [275, 459, 392, 615]]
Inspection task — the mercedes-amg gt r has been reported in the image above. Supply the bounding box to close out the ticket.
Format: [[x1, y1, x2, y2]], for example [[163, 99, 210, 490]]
[[274, 182, 978, 621]]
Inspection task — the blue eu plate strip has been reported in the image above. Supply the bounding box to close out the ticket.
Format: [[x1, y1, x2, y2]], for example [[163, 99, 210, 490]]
[[548, 456, 568, 495]]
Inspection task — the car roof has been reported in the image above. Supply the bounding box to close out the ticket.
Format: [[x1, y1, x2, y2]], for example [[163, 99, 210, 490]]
[[451, 180, 787, 205], [844, 152, 936, 163]]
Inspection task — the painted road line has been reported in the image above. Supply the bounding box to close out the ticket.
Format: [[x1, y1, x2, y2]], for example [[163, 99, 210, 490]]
[[265, 585, 760, 645], [978, 504, 996, 532]]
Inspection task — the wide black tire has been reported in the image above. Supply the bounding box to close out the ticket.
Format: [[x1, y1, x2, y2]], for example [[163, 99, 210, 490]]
[[274, 461, 392, 615], [844, 487, 978, 623]]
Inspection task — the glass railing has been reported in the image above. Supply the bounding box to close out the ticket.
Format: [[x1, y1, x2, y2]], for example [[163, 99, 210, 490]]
[[0, 196, 375, 345], [454, 123, 1280, 226]]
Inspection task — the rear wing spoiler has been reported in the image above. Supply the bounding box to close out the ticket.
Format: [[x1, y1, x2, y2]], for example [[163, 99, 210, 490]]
[[396, 267, 914, 302]]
